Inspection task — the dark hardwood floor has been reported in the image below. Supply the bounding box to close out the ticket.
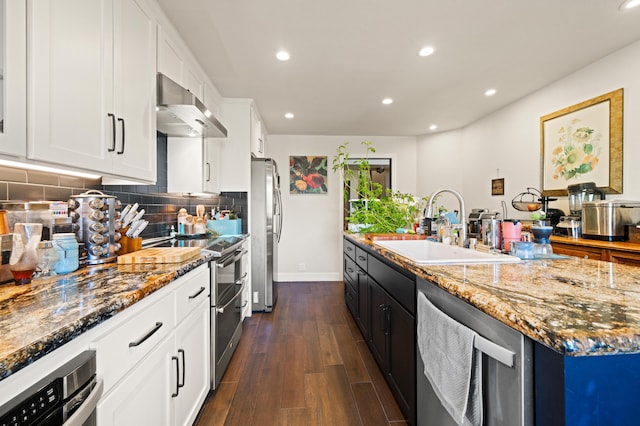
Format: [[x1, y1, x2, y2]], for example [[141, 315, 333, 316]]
[[195, 281, 408, 425]]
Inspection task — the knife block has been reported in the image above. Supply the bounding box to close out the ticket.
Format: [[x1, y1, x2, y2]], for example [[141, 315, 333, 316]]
[[118, 236, 142, 255]]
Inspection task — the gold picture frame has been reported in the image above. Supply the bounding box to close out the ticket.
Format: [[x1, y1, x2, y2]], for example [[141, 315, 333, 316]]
[[540, 88, 623, 196]]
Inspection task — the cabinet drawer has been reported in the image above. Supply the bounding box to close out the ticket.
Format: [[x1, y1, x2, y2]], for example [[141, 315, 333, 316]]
[[344, 238, 356, 260], [355, 247, 368, 270], [175, 265, 210, 323], [368, 255, 415, 314], [344, 256, 358, 289], [92, 291, 175, 393]]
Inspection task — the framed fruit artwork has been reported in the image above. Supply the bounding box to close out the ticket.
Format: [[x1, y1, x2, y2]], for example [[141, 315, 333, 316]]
[[290, 156, 328, 194]]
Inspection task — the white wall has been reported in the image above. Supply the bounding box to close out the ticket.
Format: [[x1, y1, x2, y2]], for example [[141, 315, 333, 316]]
[[266, 135, 417, 281], [419, 39, 640, 220]]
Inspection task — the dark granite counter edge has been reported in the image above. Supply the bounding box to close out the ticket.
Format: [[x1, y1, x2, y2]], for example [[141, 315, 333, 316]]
[[0, 255, 212, 381]]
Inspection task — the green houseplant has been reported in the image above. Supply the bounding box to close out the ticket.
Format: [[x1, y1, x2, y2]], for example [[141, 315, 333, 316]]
[[332, 141, 424, 233]]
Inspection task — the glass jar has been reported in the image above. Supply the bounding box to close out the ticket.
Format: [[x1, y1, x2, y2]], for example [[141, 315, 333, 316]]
[[36, 241, 60, 277], [53, 233, 79, 274], [10, 223, 43, 284]]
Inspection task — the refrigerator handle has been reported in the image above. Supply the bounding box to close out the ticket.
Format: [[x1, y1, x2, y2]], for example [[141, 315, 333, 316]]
[[275, 188, 283, 243]]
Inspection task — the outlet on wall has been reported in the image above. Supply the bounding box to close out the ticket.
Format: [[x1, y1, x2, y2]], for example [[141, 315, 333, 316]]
[[253, 291, 259, 303], [297, 263, 306, 271]]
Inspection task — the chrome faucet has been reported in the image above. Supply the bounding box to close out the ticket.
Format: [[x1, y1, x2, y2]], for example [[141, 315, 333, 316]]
[[425, 188, 467, 247]]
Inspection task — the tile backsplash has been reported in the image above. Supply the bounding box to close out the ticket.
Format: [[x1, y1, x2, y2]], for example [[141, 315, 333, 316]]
[[0, 134, 248, 238]]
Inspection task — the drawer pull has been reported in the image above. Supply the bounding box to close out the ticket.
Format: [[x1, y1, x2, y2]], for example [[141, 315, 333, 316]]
[[188, 286, 206, 299], [128, 322, 163, 347]]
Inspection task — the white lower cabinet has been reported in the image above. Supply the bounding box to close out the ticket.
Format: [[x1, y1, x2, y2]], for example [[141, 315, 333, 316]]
[[97, 335, 174, 425], [94, 264, 211, 426], [174, 298, 210, 426]]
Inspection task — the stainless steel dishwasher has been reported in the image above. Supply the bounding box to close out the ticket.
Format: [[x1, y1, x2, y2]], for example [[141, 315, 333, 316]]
[[416, 277, 534, 426]]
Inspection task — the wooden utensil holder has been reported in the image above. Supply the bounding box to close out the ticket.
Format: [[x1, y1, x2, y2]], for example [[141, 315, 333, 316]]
[[118, 235, 142, 255]]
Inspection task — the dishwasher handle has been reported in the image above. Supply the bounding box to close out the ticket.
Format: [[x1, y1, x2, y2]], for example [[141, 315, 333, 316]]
[[474, 334, 515, 368]]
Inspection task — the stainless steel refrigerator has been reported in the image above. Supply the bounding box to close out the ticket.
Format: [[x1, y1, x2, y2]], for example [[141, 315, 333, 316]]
[[251, 157, 282, 312]]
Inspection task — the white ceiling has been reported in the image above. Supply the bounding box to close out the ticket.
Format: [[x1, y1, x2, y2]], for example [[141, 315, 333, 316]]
[[156, 0, 640, 137]]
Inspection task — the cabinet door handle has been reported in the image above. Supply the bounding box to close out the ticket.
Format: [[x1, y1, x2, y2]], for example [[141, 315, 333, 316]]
[[358, 255, 366, 262], [189, 286, 206, 299], [107, 113, 116, 152], [379, 305, 390, 335], [346, 267, 354, 274], [178, 349, 185, 388], [128, 322, 163, 347], [117, 118, 125, 154], [171, 356, 180, 398], [206, 162, 211, 182]]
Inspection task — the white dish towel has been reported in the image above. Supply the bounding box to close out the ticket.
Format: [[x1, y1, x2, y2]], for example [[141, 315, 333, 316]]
[[417, 291, 483, 426]]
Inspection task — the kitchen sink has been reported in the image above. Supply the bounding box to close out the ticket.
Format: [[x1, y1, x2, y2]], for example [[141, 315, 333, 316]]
[[374, 239, 521, 265]]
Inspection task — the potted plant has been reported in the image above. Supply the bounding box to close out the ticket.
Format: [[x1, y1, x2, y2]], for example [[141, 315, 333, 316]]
[[332, 141, 424, 233]]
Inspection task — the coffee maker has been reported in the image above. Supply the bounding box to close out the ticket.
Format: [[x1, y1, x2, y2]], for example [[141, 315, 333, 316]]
[[468, 208, 500, 239], [556, 182, 605, 237]]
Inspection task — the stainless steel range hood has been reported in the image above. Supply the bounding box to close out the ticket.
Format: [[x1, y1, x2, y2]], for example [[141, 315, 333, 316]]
[[156, 73, 228, 138]]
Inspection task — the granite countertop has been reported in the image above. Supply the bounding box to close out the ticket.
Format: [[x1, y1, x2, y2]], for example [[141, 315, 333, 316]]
[[0, 252, 214, 381], [346, 233, 640, 357]]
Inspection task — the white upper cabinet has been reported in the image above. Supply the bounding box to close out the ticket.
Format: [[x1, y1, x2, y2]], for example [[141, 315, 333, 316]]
[[0, 0, 27, 158], [250, 105, 267, 158], [157, 24, 203, 100], [218, 99, 252, 192], [27, 0, 157, 183]]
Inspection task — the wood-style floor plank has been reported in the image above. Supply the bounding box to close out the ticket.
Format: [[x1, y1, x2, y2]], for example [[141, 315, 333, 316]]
[[352, 382, 391, 426], [333, 323, 370, 383], [281, 335, 305, 408], [194, 281, 407, 425], [324, 364, 363, 425]]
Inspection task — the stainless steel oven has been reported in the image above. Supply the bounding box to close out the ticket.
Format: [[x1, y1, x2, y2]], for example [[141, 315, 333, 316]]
[[210, 239, 247, 389], [0, 351, 102, 426]]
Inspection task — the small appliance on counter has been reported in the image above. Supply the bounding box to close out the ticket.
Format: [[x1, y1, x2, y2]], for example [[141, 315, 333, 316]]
[[69, 190, 121, 264], [468, 208, 500, 239], [557, 182, 606, 237], [554, 216, 581, 238], [0, 201, 74, 240], [581, 200, 640, 241]]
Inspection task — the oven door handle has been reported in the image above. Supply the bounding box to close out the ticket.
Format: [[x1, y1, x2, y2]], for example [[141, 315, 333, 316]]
[[216, 279, 247, 314], [216, 249, 244, 269], [63, 378, 104, 426]]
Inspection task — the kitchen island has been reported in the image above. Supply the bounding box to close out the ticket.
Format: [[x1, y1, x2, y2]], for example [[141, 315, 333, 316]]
[[345, 233, 640, 425]]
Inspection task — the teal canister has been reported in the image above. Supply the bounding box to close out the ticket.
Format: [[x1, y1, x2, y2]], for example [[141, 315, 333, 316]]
[[53, 233, 79, 274]]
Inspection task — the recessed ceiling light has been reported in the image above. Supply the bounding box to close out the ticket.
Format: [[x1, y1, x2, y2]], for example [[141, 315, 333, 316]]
[[418, 46, 435, 57], [484, 88, 497, 97], [619, 0, 640, 10], [429, 124, 438, 131], [382, 98, 393, 105], [276, 50, 290, 61], [284, 112, 294, 119]]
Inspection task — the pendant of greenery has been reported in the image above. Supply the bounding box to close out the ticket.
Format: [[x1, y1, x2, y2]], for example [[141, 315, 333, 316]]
[[332, 141, 425, 233]]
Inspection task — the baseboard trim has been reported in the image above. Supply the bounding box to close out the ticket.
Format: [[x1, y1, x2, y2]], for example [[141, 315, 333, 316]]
[[276, 272, 342, 282]]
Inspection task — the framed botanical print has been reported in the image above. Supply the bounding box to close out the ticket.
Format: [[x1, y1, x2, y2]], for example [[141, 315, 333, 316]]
[[540, 88, 623, 196]]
